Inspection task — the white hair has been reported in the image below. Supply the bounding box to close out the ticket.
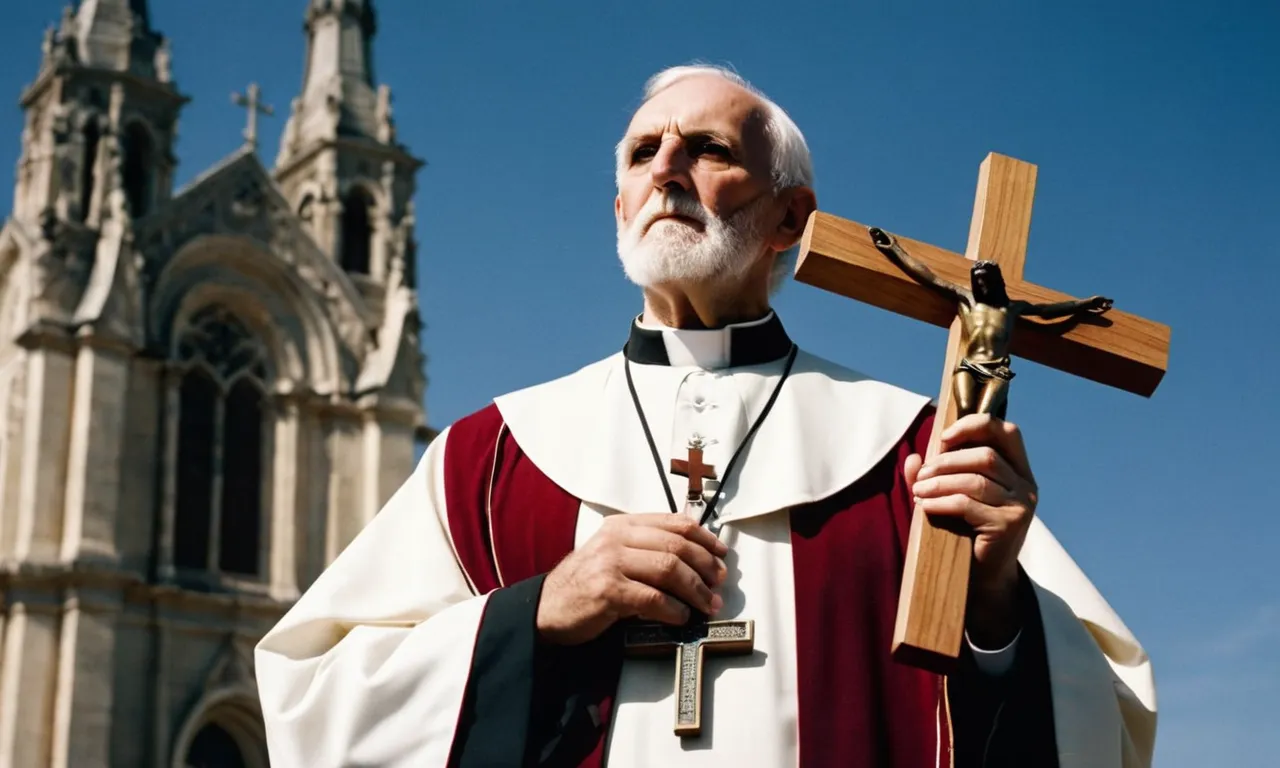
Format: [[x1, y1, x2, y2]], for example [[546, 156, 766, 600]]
[[616, 64, 814, 191], [615, 64, 815, 292]]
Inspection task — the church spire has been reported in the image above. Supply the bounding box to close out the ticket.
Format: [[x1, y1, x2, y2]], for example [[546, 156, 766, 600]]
[[279, 0, 382, 153], [69, 0, 165, 81], [274, 0, 422, 291], [12, 0, 183, 227]]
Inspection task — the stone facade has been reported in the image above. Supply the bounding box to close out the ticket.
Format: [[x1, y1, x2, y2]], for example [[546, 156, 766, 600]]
[[0, 1, 427, 765]]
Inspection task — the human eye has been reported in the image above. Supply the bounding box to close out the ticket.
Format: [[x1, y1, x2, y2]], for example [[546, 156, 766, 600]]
[[630, 142, 658, 164], [690, 136, 730, 158]]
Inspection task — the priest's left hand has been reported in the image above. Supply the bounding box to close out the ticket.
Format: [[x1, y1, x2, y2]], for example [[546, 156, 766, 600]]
[[904, 413, 1039, 647]]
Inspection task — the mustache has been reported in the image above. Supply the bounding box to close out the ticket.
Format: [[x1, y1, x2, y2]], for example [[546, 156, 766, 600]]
[[632, 191, 709, 233]]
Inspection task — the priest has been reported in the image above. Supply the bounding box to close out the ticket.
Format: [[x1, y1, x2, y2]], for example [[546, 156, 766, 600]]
[[255, 65, 1157, 767]]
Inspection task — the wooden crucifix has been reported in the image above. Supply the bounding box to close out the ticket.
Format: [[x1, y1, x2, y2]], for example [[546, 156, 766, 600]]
[[671, 436, 718, 502], [623, 618, 754, 736], [793, 152, 1171, 673]]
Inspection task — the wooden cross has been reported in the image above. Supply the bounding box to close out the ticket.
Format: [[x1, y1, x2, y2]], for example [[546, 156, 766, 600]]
[[623, 618, 754, 737], [671, 437, 718, 502], [793, 152, 1171, 673], [231, 82, 274, 150]]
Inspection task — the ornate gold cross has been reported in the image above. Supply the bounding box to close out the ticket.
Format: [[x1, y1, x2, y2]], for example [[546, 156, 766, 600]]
[[622, 618, 754, 737]]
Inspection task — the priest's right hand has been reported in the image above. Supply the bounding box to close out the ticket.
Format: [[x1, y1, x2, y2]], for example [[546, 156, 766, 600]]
[[535, 514, 729, 646]]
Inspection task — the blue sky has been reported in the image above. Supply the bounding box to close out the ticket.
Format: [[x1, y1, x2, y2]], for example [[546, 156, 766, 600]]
[[2, 1, 1277, 764]]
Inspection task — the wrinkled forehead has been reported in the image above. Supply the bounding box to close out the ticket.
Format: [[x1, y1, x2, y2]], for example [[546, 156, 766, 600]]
[[623, 77, 772, 164]]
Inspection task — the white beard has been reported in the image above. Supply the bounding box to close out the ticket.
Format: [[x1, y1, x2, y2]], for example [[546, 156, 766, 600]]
[[617, 192, 772, 289]]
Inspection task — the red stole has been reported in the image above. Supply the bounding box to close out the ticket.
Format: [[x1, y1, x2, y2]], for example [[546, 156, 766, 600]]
[[443, 403, 949, 767]]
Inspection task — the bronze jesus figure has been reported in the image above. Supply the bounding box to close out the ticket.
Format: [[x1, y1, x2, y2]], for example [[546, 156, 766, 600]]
[[868, 227, 1113, 419]]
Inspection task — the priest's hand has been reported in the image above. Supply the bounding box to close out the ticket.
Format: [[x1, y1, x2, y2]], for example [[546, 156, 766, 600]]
[[904, 413, 1038, 647], [536, 514, 729, 646]]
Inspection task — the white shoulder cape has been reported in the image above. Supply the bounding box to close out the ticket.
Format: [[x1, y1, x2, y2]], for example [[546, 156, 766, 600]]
[[494, 348, 1158, 767], [255, 348, 1157, 768], [495, 349, 929, 521]]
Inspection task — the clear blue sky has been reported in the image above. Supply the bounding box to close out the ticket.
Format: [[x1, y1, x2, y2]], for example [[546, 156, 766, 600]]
[[3, 1, 1277, 765]]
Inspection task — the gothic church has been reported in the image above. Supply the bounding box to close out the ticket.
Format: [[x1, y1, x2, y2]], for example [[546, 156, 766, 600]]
[[0, 1, 427, 765]]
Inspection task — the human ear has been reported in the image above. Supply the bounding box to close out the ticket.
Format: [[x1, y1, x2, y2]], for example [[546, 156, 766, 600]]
[[770, 186, 817, 252]]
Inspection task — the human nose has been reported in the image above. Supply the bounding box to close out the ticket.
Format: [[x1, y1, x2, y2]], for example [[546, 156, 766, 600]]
[[650, 139, 693, 194]]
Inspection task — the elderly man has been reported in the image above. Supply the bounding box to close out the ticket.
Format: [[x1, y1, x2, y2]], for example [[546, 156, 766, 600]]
[[255, 66, 1156, 767]]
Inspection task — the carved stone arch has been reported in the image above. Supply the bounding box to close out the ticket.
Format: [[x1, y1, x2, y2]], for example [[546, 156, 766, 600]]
[[170, 688, 268, 768], [172, 304, 273, 387], [224, 364, 271, 395], [339, 177, 386, 211], [170, 293, 284, 386], [292, 178, 325, 213], [152, 234, 343, 395]]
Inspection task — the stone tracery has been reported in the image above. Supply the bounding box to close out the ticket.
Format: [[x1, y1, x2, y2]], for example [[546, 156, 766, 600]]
[[176, 304, 269, 384], [172, 304, 270, 579]]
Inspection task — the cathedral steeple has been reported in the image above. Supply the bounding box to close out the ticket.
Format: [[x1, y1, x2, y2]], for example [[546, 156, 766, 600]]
[[72, 0, 165, 80], [12, 0, 183, 228], [275, 0, 422, 292], [283, 0, 382, 150]]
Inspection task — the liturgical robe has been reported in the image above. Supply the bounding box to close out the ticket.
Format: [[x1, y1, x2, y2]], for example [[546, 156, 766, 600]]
[[255, 313, 1157, 767]]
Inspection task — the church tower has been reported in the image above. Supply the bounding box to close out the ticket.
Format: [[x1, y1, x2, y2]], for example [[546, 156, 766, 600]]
[[0, 1, 427, 765], [1, 0, 184, 573], [0, 3, 195, 765], [274, 0, 423, 299], [12, 0, 183, 230]]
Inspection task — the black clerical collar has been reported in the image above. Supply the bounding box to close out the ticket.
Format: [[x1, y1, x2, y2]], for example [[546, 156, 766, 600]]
[[623, 311, 794, 369]]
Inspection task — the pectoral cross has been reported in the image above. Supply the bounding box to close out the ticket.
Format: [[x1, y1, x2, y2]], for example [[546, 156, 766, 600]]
[[671, 436, 717, 503], [622, 618, 754, 737], [231, 82, 274, 150], [793, 152, 1171, 673]]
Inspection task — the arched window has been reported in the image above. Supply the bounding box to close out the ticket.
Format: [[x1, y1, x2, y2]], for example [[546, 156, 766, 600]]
[[219, 378, 264, 575], [184, 723, 248, 768], [174, 369, 217, 571], [78, 119, 100, 222], [122, 122, 154, 218], [173, 306, 269, 579], [340, 187, 374, 274]]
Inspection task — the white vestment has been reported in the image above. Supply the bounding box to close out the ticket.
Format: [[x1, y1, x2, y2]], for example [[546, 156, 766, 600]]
[[255, 316, 1157, 767]]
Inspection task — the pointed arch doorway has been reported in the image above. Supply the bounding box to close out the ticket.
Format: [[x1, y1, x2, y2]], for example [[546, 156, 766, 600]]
[[172, 691, 268, 768], [184, 722, 247, 768]]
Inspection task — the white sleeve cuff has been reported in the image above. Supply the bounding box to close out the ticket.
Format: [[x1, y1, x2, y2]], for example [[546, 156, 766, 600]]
[[966, 630, 1021, 677]]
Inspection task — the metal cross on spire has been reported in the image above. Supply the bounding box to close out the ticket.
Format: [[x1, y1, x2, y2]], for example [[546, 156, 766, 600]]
[[231, 82, 274, 150]]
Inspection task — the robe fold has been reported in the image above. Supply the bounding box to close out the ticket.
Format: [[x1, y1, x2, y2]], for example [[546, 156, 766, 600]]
[[255, 314, 1157, 768], [444, 403, 1061, 768]]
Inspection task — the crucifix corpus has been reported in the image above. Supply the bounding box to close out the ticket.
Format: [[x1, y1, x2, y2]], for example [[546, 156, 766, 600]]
[[231, 82, 274, 150], [793, 152, 1172, 673]]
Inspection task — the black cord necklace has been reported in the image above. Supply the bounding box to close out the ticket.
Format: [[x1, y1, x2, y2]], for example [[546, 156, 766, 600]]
[[623, 344, 799, 527]]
